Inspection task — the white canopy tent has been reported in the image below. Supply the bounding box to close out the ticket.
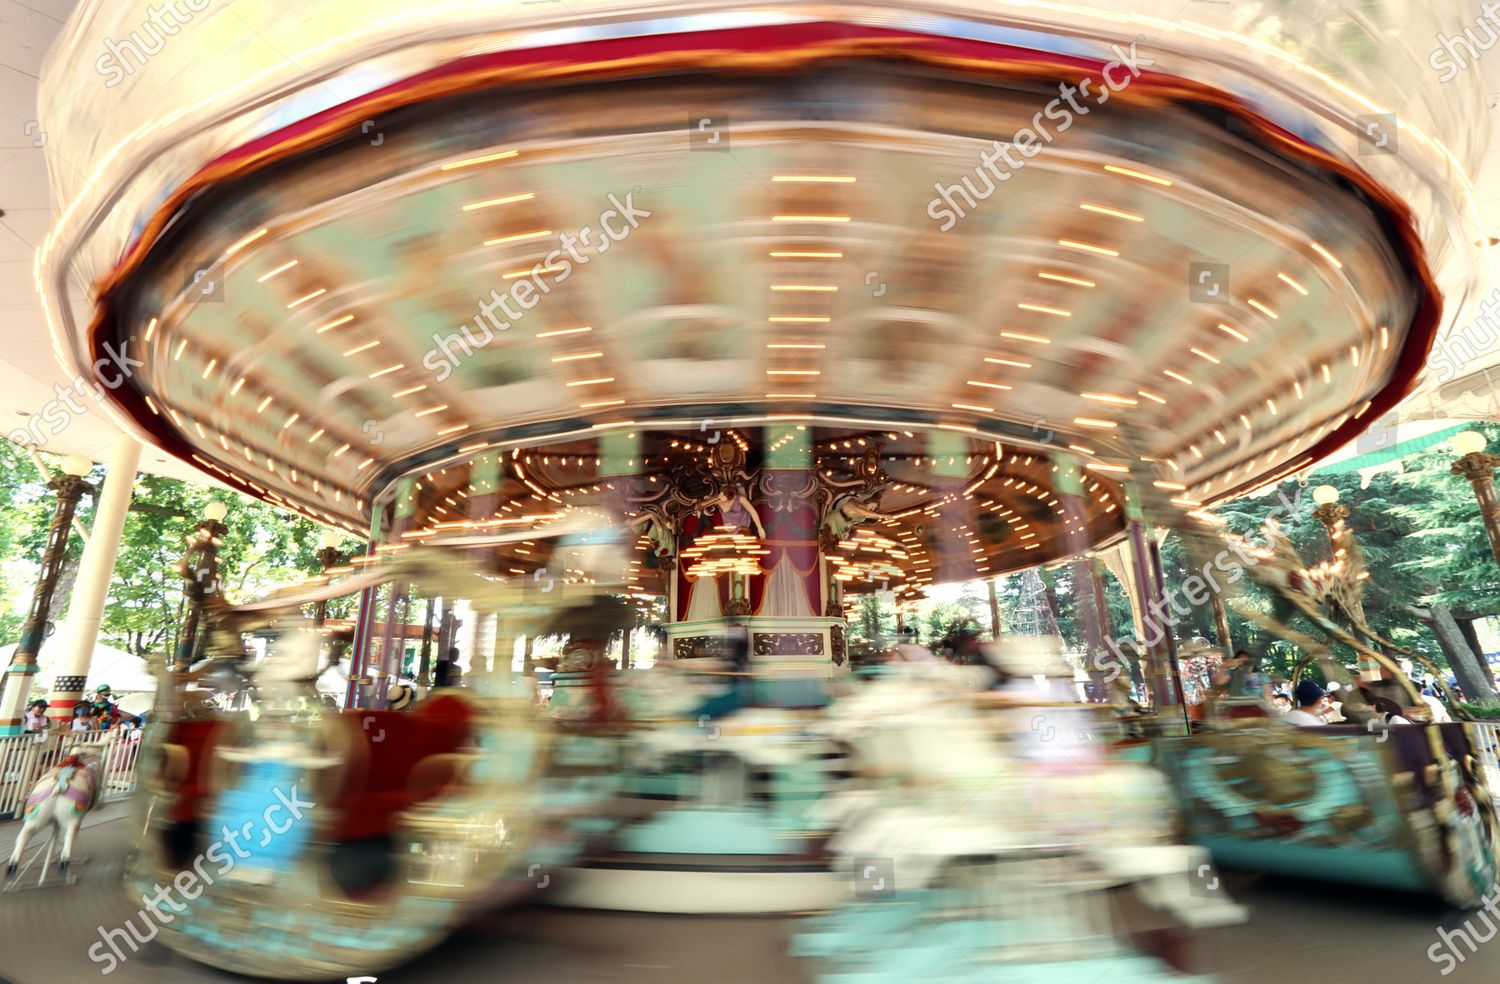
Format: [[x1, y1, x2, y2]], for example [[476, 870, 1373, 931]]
[[0, 627, 157, 696]]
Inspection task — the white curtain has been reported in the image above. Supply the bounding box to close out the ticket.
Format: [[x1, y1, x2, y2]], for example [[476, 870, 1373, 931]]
[[761, 554, 815, 618], [683, 575, 722, 621]]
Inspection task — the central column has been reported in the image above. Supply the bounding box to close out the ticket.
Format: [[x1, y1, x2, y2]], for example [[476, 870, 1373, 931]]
[[665, 426, 849, 701]]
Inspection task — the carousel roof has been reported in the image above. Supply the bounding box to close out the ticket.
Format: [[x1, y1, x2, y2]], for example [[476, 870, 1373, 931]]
[[36, 3, 1484, 563]]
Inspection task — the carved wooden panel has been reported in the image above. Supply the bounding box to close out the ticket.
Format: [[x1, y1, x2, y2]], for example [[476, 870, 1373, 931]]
[[752, 632, 824, 656]]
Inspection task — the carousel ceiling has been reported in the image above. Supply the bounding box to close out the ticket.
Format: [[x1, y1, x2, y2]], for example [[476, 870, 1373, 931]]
[[55, 24, 1442, 548]]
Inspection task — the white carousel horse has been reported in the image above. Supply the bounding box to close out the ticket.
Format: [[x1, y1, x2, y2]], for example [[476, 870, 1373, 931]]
[[5, 748, 103, 878]]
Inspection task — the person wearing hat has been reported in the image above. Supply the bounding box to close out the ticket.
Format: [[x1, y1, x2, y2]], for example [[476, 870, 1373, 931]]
[[22, 698, 49, 733], [1285, 679, 1330, 726], [89, 684, 118, 730], [386, 683, 415, 711]]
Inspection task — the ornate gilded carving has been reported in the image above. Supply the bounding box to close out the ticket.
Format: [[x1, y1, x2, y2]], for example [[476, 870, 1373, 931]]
[[1452, 452, 1500, 483], [752, 632, 824, 656], [673, 635, 734, 659], [830, 623, 847, 666]]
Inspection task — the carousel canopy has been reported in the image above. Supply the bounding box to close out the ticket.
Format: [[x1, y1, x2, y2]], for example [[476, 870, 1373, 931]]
[[35, 2, 1485, 581]]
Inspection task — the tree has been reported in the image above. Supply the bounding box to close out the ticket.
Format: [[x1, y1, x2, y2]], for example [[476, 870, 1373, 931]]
[[0, 446, 344, 659]]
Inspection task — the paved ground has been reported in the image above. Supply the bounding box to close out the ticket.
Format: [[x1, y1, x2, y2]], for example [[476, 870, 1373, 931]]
[[2, 806, 1497, 983]]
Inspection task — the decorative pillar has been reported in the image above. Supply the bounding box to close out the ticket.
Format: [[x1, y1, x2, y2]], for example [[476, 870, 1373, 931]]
[[0, 455, 94, 734], [173, 500, 229, 671], [47, 437, 140, 725]]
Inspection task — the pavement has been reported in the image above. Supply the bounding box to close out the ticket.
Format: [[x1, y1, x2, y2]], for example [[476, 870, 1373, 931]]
[[2, 805, 1498, 983]]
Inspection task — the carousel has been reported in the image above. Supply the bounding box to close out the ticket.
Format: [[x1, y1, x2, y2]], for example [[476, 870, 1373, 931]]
[[29, 0, 1497, 978]]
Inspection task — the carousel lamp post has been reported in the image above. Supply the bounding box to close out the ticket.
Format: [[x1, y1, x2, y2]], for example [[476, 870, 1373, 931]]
[[0, 455, 93, 734], [173, 501, 229, 671], [1450, 431, 1500, 572], [1310, 485, 1364, 624], [313, 528, 343, 628], [1310, 485, 1382, 677]]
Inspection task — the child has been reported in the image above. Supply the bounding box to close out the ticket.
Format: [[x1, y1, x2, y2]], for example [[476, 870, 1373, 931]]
[[22, 699, 49, 733], [71, 704, 93, 732]]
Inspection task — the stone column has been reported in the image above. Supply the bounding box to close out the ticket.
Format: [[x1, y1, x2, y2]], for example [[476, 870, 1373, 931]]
[[47, 436, 140, 724]]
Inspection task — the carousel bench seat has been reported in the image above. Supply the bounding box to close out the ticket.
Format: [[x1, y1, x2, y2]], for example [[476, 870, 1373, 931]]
[[331, 694, 473, 841], [163, 719, 227, 823]]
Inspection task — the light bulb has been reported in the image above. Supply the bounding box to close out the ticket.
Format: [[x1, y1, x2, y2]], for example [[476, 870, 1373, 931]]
[[1311, 485, 1340, 506], [203, 501, 228, 522], [61, 454, 92, 477], [318, 528, 342, 550], [1453, 431, 1487, 456]]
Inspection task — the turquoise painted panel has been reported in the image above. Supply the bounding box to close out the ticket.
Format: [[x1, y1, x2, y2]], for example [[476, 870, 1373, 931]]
[[620, 808, 789, 855], [1198, 837, 1428, 893]]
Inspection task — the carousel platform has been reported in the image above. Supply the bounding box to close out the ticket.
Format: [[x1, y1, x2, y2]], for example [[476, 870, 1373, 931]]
[[2, 802, 1496, 984]]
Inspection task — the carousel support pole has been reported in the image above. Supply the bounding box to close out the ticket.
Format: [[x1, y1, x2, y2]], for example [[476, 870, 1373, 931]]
[[345, 503, 385, 708], [0, 455, 94, 735], [1147, 535, 1190, 732], [372, 480, 417, 708], [986, 578, 1002, 640], [1127, 518, 1181, 723], [47, 437, 139, 727]]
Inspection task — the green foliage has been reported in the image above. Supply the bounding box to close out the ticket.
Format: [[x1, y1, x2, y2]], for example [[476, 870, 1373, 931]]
[[0, 447, 347, 658], [1459, 701, 1500, 721]]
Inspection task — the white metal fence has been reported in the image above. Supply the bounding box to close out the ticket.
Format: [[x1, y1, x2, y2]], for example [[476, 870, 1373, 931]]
[[1474, 722, 1500, 792], [0, 729, 142, 819]]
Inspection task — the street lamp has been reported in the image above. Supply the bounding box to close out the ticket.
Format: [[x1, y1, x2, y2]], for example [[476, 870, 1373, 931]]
[[0, 455, 94, 733], [1450, 431, 1500, 571], [313, 528, 343, 628], [174, 501, 229, 670]]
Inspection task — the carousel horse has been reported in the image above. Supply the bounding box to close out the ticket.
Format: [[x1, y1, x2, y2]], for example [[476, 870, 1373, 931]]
[[5, 748, 103, 877]]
